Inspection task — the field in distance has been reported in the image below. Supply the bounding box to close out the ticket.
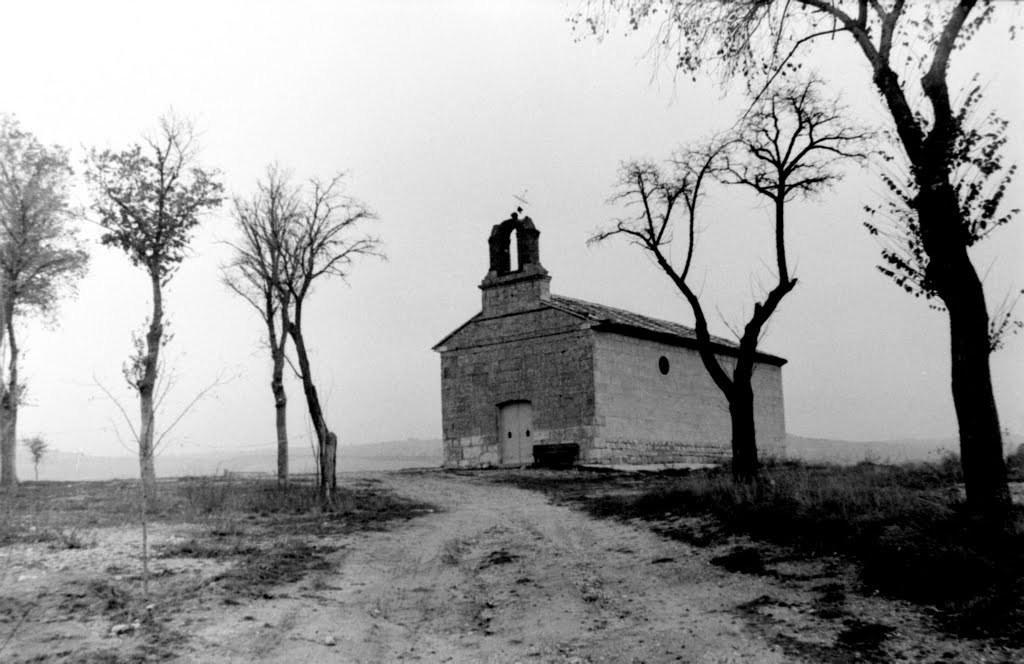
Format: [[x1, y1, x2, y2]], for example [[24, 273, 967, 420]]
[[19, 433, 1024, 482]]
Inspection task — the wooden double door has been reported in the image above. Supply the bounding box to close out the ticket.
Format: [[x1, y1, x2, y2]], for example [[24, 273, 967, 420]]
[[499, 401, 534, 466]]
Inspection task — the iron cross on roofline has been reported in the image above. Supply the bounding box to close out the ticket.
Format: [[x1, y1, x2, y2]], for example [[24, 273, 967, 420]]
[[511, 190, 530, 218]]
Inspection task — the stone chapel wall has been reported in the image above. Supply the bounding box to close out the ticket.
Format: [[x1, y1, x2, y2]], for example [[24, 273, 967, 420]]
[[590, 333, 786, 464], [439, 309, 596, 468]]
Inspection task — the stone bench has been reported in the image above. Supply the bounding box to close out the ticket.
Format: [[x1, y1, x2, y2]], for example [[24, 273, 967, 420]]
[[532, 444, 580, 469]]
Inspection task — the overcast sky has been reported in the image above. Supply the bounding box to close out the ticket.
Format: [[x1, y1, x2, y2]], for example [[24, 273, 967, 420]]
[[1, 1, 1021, 461]]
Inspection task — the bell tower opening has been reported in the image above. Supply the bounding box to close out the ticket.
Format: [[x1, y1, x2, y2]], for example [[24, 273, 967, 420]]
[[479, 209, 551, 316], [509, 227, 520, 272]]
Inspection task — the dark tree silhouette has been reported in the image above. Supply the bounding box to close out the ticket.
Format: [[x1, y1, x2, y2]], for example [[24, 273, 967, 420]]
[[84, 113, 222, 499], [577, 0, 1019, 515], [594, 78, 868, 480], [865, 82, 1020, 350], [224, 165, 300, 484], [0, 116, 88, 487]]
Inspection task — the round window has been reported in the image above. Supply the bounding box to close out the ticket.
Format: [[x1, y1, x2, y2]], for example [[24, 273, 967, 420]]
[[658, 356, 670, 375]]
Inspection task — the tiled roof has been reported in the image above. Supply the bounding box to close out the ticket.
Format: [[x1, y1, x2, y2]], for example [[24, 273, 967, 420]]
[[546, 294, 785, 365]]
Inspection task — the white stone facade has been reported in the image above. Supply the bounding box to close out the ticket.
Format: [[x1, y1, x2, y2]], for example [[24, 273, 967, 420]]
[[591, 333, 785, 464]]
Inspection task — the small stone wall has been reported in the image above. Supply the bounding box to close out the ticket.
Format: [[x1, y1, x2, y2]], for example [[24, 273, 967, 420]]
[[591, 439, 731, 465]]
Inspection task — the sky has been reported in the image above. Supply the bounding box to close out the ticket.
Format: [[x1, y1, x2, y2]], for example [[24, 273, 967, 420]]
[[0, 1, 1021, 462]]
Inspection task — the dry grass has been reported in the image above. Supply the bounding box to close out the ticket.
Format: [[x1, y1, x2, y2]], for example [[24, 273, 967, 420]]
[[0, 476, 433, 537], [0, 474, 437, 661], [11, 477, 437, 594], [492, 458, 1024, 644]]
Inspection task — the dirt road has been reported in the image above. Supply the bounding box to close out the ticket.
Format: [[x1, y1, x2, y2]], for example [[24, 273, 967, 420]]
[[184, 471, 788, 663]]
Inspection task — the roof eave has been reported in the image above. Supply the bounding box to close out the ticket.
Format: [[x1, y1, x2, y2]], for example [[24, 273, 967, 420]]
[[432, 312, 483, 352], [594, 322, 787, 366]]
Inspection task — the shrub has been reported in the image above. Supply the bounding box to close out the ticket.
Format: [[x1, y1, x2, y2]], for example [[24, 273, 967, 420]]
[[178, 478, 348, 516]]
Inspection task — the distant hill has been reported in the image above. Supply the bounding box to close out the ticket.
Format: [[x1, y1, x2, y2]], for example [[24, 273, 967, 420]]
[[785, 433, 1024, 465], [16, 433, 1024, 481], [17, 438, 443, 482]]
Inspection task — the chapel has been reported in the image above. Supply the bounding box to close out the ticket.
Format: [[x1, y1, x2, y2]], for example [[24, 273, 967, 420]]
[[433, 213, 786, 468]]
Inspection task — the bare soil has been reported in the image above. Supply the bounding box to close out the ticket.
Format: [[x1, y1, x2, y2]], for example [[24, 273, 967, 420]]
[[2, 470, 1020, 663]]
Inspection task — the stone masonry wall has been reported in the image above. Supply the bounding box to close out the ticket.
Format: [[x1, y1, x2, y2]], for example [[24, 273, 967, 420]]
[[439, 307, 595, 468], [480, 275, 551, 317], [590, 333, 785, 464]]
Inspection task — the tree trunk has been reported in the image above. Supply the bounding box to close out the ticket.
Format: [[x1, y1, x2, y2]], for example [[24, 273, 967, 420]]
[[949, 293, 1009, 514], [921, 192, 1010, 514], [266, 289, 290, 485], [322, 431, 337, 499], [0, 303, 16, 488], [0, 403, 13, 487], [271, 351, 288, 485], [916, 174, 1009, 516], [287, 307, 335, 505], [728, 380, 758, 482], [138, 388, 157, 497], [868, 40, 1010, 517], [138, 270, 163, 501]]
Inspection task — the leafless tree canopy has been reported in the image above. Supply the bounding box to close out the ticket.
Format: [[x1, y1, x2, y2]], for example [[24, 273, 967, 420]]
[[280, 174, 382, 304], [284, 173, 382, 503], [225, 164, 300, 325], [225, 167, 382, 500], [723, 76, 871, 282], [593, 77, 867, 480], [223, 164, 301, 484]]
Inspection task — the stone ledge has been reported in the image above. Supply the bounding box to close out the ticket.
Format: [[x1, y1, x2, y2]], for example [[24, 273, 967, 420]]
[[579, 462, 718, 473]]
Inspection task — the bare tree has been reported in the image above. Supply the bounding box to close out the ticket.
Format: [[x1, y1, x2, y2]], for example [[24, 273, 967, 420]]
[[223, 165, 300, 484], [0, 116, 89, 487], [84, 113, 222, 498], [22, 435, 47, 481], [576, 0, 1019, 516], [281, 174, 381, 504], [594, 78, 868, 481]]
